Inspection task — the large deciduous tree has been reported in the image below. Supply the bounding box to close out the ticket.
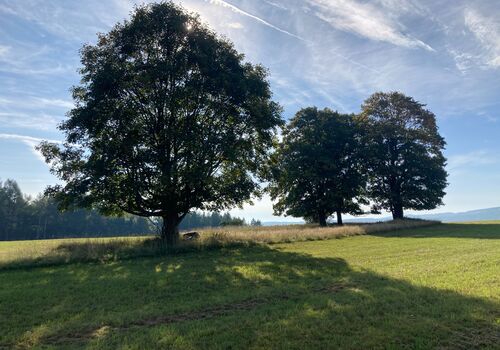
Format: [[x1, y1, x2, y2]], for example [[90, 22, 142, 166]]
[[38, 2, 282, 246], [268, 107, 366, 226], [359, 92, 447, 219]]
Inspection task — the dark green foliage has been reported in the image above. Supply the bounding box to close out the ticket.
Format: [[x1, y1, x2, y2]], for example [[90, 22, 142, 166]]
[[0, 180, 151, 240], [38, 1, 282, 246], [220, 217, 246, 227], [250, 218, 262, 226], [0, 180, 26, 241], [0, 179, 244, 241], [268, 107, 366, 226], [180, 211, 241, 230], [359, 92, 448, 219]]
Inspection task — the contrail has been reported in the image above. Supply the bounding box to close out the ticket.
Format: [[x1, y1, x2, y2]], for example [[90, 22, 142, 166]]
[[207, 0, 379, 74], [334, 51, 381, 74], [207, 0, 306, 41]]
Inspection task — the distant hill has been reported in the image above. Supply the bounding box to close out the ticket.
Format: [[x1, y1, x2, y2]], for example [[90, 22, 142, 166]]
[[348, 207, 500, 223], [263, 207, 500, 226], [408, 207, 500, 222]]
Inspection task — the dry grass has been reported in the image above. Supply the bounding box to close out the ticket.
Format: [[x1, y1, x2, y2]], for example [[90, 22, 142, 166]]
[[195, 219, 439, 245], [0, 219, 439, 269]]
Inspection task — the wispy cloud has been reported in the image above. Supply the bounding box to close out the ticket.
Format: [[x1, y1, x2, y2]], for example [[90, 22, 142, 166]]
[[306, 0, 434, 51], [0, 112, 61, 130], [0, 0, 130, 41], [448, 150, 499, 170], [32, 97, 73, 109], [262, 1, 288, 11], [224, 22, 244, 29], [0, 133, 60, 162], [0, 43, 74, 76], [0, 96, 73, 109], [448, 49, 481, 74], [464, 7, 500, 68], [207, 0, 305, 41], [0, 45, 10, 57], [373, 0, 428, 16], [0, 96, 75, 109]]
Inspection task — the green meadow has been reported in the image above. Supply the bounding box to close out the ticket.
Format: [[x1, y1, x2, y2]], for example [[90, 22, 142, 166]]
[[1, 222, 499, 349]]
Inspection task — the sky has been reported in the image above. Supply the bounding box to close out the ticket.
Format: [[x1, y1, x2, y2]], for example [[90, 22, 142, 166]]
[[1, 0, 500, 222]]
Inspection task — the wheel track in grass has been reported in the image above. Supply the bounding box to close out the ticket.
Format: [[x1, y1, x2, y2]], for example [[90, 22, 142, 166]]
[[7, 282, 352, 348]]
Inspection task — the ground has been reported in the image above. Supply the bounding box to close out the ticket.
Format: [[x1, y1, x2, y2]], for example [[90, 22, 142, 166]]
[[0, 222, 499, 349]]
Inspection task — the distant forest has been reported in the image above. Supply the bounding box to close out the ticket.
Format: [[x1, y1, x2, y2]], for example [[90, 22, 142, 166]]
[[0, 179, 252, 241]]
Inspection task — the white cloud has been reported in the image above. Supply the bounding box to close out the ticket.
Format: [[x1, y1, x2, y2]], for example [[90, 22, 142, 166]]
[[306, 0, 434, 51], [491, 56, 500, 67], [0, 0, 130, 41], [225, 22, 244, 29], [0, 133, 60, 162], [263, 1, 288, 11], [0, 96, 73, 109], [373, 0, 427, 16], [0, 64, 71, 76], [448, 150, 499, 170], [0, 43, 73, 76], [448, 49, 481, 74], [33, 97, 74, 109], [0, 112, 61, 130], [464, 7, 500, 68], [0, 45, 11, 57]]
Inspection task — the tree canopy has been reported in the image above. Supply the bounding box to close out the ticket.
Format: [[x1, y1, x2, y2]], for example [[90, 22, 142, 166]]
[[268, 107, 366, 226], [38, 1, 282, 246], [359, 92, 448, 219]]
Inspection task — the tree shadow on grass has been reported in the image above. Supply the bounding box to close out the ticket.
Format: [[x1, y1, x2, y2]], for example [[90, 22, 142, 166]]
[[1, 245, 498, 349], [369, 223, 500, 239]]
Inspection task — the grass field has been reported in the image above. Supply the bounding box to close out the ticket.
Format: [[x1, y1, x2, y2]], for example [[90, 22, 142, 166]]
[[1, 222, 499, 349], [0, 220, 436, 269]]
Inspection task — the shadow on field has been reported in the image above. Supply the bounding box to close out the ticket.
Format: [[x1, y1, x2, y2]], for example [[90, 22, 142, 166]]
[[369, 223, 500, 239], [1, 245, 498, 349]]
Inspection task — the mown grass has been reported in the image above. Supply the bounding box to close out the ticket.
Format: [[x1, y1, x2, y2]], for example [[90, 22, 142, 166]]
[[0, 221, 499, 349], [0, 219, 436, 269]]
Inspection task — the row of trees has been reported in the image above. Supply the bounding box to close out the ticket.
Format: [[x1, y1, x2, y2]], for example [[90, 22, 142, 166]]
[[268, 92, 447, 226], [0, 179, 150, 240], [38, 2, 447, 246], [0, 180, 248, 241]]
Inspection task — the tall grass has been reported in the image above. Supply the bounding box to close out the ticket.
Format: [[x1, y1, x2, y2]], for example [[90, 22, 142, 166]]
[[0, 219, 438, 269], [196, 219, 438, 245]]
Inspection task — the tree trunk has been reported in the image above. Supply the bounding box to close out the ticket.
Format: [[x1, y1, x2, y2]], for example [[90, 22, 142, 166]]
[[161, 214, 180, 247], [392, 204, 404, 220], [336, 210, 343, 226], [391, 183, 404, 220], [318, 213, 327, 227]]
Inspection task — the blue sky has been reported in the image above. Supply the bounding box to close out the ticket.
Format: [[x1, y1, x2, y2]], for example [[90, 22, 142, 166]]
[[1, 0, 499, 221]]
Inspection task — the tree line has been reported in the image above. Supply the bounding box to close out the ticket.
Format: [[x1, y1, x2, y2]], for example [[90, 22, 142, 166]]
[[0, 179, 250, 241], [35, 2, 447, 246]]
